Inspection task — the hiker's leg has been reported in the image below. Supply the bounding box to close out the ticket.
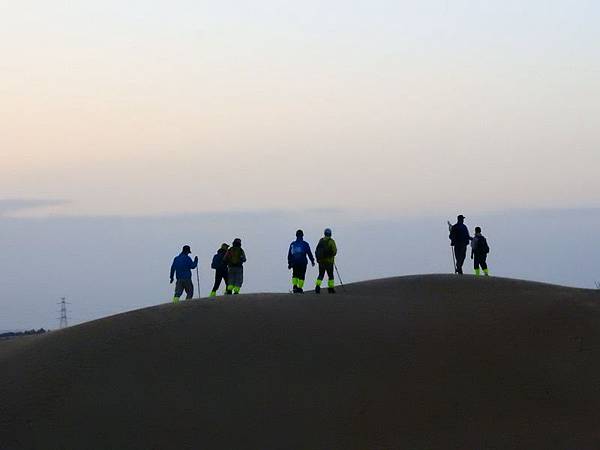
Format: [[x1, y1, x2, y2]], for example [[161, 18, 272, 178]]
[[297, 264, 307, 282], [481, 255, 489, 275], [210, 272, 221, 296], [226, 268, 236, 294], [184, 279, 194, 300], [317, 264, 326, 282], [173, 280, 184, 303], [326, 263, 335, 291], [232, 268, 242, 294], [292, 265, 300, 289], [455, 245, 466, 274]]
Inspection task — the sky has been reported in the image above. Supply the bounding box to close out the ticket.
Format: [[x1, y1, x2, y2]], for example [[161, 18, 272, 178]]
[[2, 0, 599, 216], [2, 1, 600, 328]]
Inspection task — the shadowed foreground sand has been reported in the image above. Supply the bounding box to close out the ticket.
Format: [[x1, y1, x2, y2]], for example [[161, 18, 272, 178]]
[[1, 275, 600, 450]]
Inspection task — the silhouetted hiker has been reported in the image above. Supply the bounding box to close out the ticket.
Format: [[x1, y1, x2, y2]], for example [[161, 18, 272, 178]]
[[449, 215, 471, 274], [170, 245, 198, 303], [288, 229, 315, 293], [209, 243, 229, 297], [315, 228, 337, 294], [224, 238, 246, 294], [471, 226, 490, 276]]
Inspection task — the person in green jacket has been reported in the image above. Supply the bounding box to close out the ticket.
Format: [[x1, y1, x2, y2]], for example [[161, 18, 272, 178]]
[[223, 238, 246, 295], [314, 228, 337, 294]]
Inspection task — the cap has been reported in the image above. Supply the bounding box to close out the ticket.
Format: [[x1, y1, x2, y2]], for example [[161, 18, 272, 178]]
[[457, 215, 465, 220]]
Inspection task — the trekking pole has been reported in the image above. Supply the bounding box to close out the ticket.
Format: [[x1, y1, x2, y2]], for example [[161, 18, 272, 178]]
[[334, 263, 346, 291], [447, 221, 456, 274], [196, 264, 201, 299]]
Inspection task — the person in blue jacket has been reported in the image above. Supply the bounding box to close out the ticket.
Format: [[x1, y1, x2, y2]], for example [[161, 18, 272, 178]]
[[287, 229, 315, 293], [170, 245, 198, 303], [449, 215, 471, 275]]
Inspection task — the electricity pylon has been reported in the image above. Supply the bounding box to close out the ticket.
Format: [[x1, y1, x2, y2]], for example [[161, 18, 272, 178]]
[[58, 297, 70, 329]]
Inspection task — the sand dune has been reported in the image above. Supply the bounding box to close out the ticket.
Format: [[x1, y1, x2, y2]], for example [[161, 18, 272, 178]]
[[1, 275, 600, 450]]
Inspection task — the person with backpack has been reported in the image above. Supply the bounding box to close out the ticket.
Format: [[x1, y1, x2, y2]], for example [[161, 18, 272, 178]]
[[449, 214, 471, 275], [223, 238, 246, 295], [315, 228, 337, 294], [471, 226, 490, 276], [209, 243, 229, 297], [169, 245, 199, 303], [287, 229, 315, 293]]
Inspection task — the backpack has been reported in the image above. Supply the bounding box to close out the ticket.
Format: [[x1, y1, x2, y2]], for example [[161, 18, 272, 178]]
[[226, 247, 245, 265], [290, 242, 306, 262], [211, 254, 221, 269], [315, 239, 333, 260], [475, 236, 490, 254]]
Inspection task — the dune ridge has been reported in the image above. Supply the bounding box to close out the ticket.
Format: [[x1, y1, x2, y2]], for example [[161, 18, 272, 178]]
[[1, 274, 600, 450]]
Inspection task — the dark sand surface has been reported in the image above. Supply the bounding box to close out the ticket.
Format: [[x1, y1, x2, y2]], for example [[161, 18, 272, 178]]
[[1, 275, 600, 450]]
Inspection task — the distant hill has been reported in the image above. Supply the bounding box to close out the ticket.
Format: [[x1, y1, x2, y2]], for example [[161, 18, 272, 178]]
[[1, 275, 599, 450]]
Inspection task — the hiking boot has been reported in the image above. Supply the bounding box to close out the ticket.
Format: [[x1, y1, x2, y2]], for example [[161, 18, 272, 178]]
[[328, 287, 336, 294], [292, 286, 300, 293], [225, 290, 232, 295], [297, 287, 304, 293], [315, 285, 321, 294]]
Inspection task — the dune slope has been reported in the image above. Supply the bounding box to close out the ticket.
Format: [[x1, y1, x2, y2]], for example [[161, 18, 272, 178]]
[[1, 275, 600, 450]]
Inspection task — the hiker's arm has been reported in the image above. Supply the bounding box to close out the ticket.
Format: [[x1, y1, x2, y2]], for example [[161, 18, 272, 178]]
[[241, 250, 247, 263], [170, 261, 175, 282], [190, 256, 198, 269], [307, 244, 315, 265]]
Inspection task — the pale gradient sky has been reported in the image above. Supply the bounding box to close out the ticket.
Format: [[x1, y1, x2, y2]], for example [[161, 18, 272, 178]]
[[2, 1, 600, 216]]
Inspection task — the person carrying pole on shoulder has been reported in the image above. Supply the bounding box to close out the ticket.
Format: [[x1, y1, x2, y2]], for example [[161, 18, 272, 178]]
[[315, 228, 337, 294], [170, 245, 198, 303], [288, 229, 315, 293], [471, 226, 490, 276], [449, 214, 471, 275], [209, 243, 229, 297], [224, 238, 246, 295]]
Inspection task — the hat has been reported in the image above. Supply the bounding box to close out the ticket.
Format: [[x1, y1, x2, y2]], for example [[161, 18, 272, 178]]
[[220, 243, 229, 250], [324, 228, 332, 237], [457, 215, 466, 220], [296, 229, 304, 237], [182, 245, 191, 253]]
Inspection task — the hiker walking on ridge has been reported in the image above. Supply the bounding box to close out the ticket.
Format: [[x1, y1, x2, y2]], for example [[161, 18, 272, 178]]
[[224, 238, 246, 295], [209, 243, 230, 297], [315, 228, 337, 294], [170, 245, 199, 303], [449, 215, 471, 275], [471, 226, 490, 276], [288, 229, 315, 293]]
